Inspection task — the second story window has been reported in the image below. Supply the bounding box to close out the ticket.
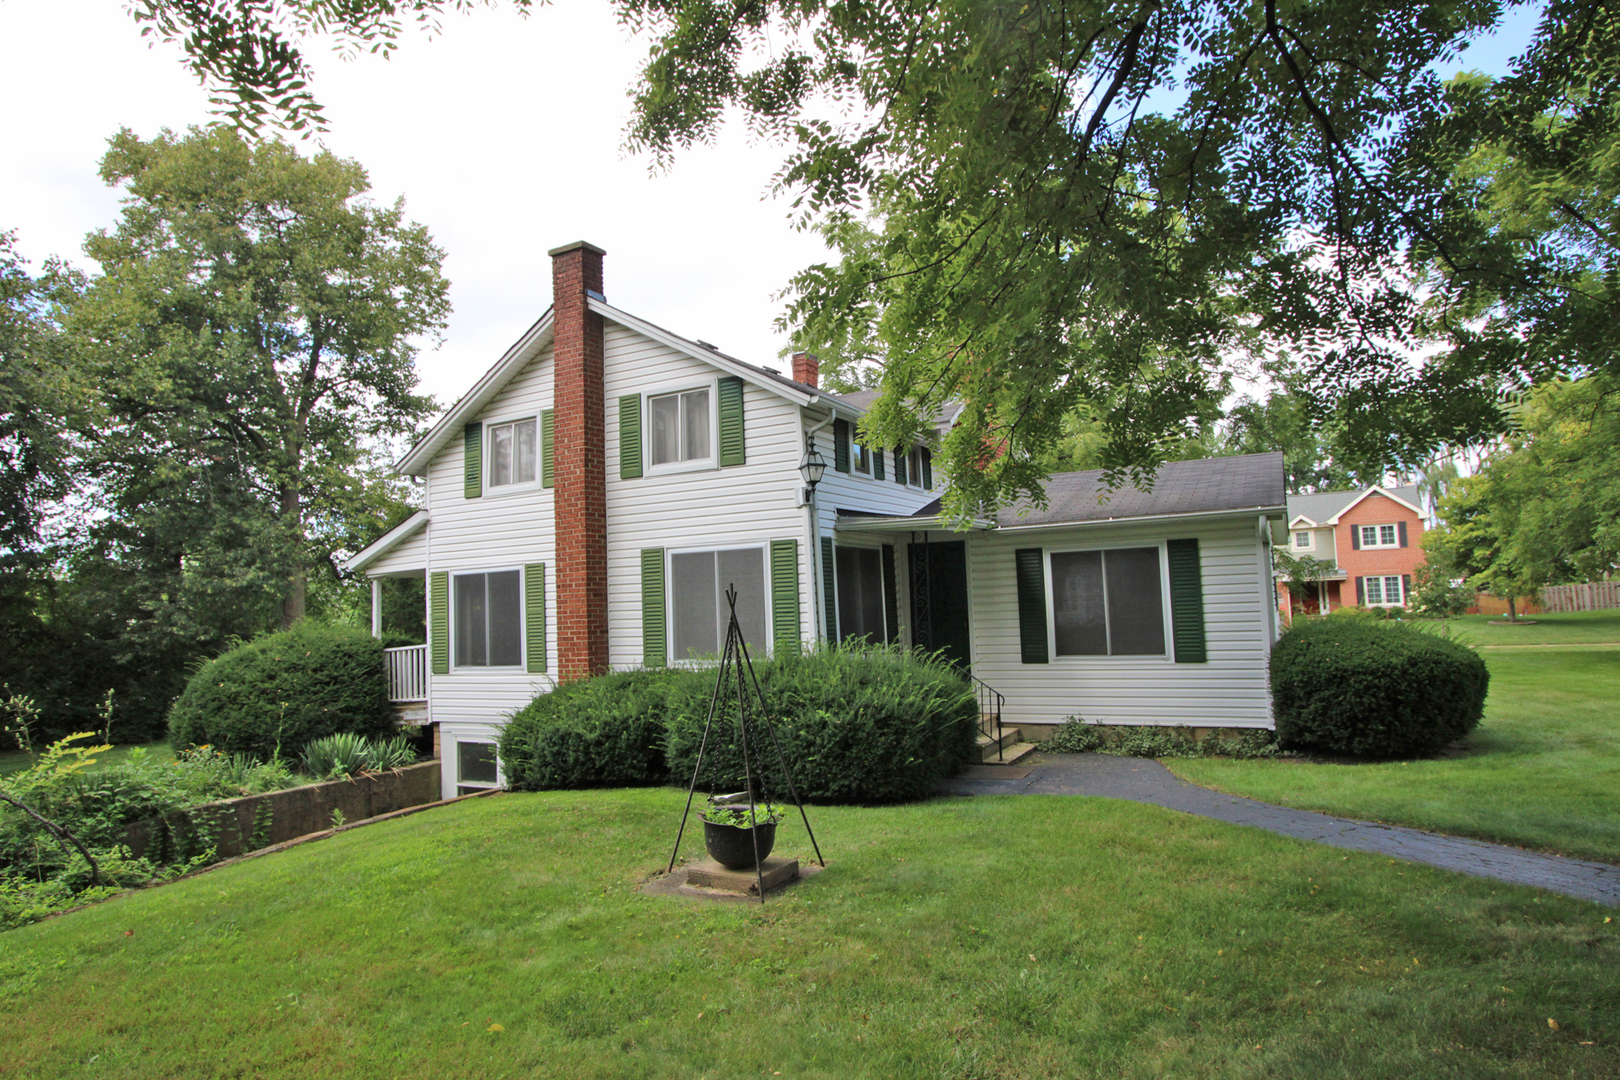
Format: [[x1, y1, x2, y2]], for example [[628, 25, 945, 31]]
[[1359, 523, 1399, 549], [852, 442, 871, 476], [907, 446, 924, 488], [1294, 531, 1312, 549], [489, 418, 537, 488], [649, 387, 711, 467]]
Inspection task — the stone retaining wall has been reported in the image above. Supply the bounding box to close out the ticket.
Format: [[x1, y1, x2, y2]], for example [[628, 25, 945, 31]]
[[124, 760, 441, 861]]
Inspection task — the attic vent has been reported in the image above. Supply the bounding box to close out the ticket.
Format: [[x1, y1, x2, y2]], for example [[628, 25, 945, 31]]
[[696, 339, 720, 351]]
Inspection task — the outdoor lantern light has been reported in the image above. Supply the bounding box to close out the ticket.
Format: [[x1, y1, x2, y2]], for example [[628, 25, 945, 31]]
[[799, 436, 827, 494]]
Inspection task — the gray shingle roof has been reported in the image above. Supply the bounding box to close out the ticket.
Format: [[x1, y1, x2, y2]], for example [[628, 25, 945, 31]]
[[1288, 485, 1420, 525], [996, 452, 1287, 528]]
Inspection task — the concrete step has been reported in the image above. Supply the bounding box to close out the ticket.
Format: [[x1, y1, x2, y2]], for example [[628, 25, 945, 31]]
[[977, 726, 1027, 763]]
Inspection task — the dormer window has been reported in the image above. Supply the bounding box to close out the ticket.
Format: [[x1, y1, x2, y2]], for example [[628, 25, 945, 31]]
[[649, 387, 712, 468], [488, 418, 537, 488]]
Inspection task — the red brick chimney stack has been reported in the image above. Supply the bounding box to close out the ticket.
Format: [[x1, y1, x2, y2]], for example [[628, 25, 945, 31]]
[[549, 241, 609, 681], [791, 351, 819, 389]]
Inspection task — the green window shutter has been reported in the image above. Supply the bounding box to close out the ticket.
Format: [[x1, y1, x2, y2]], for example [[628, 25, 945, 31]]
[[619, 395, 643, 480], [821, 535, 838, 641], [1014, 548, 1048, 664], [540, 410, 555, 488], [833, 419, 851, 473], [1166, 538, 1208, 663], [524, 563, 547, 674], [463, 423, 482, 499], [770, 539, 800, 656], [641, 548, 665, 667], [922, 448, 933, 490], [429, 571, 450, 674], [881, 544, 899, 645], [873, 445, 885, 481], [718, 376, 746, 467], [894, 446, 907, 485]]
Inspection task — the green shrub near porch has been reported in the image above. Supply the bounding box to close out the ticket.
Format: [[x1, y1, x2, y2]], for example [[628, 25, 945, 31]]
[[499, 669, 684, 791]]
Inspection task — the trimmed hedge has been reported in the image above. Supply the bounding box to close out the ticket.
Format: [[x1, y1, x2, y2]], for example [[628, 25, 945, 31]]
[[664, 647, 981, 804], [498, 670, 680, 791], [168, 622, 395, 759], [1270, 618, 1489, 758]]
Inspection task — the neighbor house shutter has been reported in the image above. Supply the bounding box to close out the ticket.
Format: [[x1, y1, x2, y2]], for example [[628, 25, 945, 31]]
[[770, 539, 800, 656], [1350, 526, 1361, 550], [833, 419, 851, 473], [524, 563, 547, 674], [1355, 576, 1365, 604], [872, 446, 885, 481], [718, 376, 746, 466], [641, 548, 665, 667], [921, 448, 933, 490], [821, 535, 838, 641], [894, 446, 907, 485], [1166, 538, 1208, 664], [881, 544, 899, 645], [429, 571, 450, 674], [1015, 548, 1049, 664], [463, 423, 482, 499], [1401, 575, 1412, 605], [619, 395, 643, 480], [1398, 521, 1408, 547], [540, 410, 555, 488]]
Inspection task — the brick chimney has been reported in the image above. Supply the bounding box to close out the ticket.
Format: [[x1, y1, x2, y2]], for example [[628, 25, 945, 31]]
[[791, 351, 819, 389], [549, 241, 609, 680]]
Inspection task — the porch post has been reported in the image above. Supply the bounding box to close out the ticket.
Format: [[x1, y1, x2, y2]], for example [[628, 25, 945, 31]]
[[371, 578, 383, 638]]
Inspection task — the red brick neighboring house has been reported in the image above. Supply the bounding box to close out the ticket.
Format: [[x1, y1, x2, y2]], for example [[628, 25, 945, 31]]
[[1279, 486, 1427, 616]]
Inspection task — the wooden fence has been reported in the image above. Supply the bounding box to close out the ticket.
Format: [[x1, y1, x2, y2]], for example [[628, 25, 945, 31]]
[[1540, 581, 1620, 613]]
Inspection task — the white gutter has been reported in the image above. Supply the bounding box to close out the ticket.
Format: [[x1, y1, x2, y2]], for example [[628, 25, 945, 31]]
[[994, 504, 1288, 534]]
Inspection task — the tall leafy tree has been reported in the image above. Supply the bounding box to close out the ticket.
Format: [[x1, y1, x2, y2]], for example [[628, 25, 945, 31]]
[[62, 127, 448, 646]]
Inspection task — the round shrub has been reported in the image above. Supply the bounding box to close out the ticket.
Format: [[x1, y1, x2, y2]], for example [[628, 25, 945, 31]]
[[167, 622, 394, 759], [1270, 618, 1489, 758], [498, 669, 683, 791], [664, 647, 981, 804]]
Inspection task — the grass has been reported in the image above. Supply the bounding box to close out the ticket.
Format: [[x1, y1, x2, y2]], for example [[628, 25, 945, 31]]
[[0, 740, 174, 779], [1167, 647, 1620, 864], [1443, 609, 1620, 647], [2, 789, 1616, 1079]]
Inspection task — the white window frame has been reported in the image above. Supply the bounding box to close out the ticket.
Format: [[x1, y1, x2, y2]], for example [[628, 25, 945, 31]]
[[1294, 531, 1313, 550], [1358, 523, 1400, 549], [644, 377, 719, 476], [450, 566, 526, 671], [484, 413, 541, 494], [665, 542, 773, 664], [851, 441, 871, 477], [1045, 541, 1175, 661], [1364, 574, 1405, 607], [832, 541, 888, 644], [454, 737, 502, 795]]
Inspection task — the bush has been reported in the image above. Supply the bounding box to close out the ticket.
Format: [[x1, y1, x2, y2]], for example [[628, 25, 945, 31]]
[[168, 622, 394, 759], [664, 646, 981, 804], [1270, 618, 1489, 758], [1045, 717, 1283, 759], [499, 669, 684, 791]]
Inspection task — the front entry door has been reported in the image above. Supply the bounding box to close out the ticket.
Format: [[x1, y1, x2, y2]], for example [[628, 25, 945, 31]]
[[909, 540, 971, 670]]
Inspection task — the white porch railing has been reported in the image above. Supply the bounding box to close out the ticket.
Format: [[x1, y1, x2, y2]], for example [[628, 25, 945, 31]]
[[384, 644, 428, 703]]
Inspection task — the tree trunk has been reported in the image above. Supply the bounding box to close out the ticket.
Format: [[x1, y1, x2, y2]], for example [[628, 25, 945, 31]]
[[1508, 597, 1518, 623], [279, 482, 305, 629]]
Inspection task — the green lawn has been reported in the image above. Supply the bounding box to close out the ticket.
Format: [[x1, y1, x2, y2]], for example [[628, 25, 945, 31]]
[[1168, 647, 1620, 863], [0, 739, 173, 778], [2, 790, 1615, 1079], [1445, 609, 1620, 647]]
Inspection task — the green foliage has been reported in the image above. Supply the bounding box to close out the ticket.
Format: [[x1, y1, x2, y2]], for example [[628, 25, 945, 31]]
[[1045, 717, 1282, 760], [302, 733, 417, 779], [1410, 561, 1474, 618], [1270, 618, 1489, 759], [499, 670, 681, 792], [1273, 549, 1341, 614], [664, 647, 980, 805], [167, 622, 394, 760], [698, 796, 784, 828]]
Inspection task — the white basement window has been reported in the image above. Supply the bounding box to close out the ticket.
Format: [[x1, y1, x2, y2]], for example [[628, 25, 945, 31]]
[[456, 741, 499, 796], [454, 570, 522, 668], [668, 547, 767, 661], [649, 387, 712, 468], [1050, 547, 1166, 657], [1359, 523, 1400, 549], [488, 418, 537, 488]]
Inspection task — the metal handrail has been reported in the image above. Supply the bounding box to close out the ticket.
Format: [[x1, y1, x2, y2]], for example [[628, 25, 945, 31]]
[[965, 672, 1005, 761]]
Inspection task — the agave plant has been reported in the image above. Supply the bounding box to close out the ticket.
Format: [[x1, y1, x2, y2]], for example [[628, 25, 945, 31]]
[[361, 735, 416, 772], [302, 732, 370, 779]]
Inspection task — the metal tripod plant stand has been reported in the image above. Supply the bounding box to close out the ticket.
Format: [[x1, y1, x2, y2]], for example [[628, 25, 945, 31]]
[[667, 586, 825, 903]]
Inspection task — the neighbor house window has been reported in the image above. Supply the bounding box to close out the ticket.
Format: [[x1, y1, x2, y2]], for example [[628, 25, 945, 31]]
[[1050, 547, 1166, 657], [488, 418, 537, 488], [1294, 531, 1312, 550], [456, 741, 498, 795], [668, 547, 767, 660], [835, 545, 887, 643], [454, 570, 522, 667], [852, 442, 871, 476], [649, 387, 711, 467], [1364, 575, 1404, 606], [1359, 523, 1399, 549]]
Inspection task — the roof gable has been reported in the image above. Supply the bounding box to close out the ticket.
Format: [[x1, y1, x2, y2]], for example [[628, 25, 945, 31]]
[[1326, 486, 1424, 523]]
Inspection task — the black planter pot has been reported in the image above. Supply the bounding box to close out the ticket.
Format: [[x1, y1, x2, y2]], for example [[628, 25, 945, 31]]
[[702, 816, 777, 869]]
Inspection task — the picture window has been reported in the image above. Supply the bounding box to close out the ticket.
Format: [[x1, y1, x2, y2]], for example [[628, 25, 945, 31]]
[[1050, 547, 1166, 657], [454, 570, 522, 668], [668, 547, 767, 661]]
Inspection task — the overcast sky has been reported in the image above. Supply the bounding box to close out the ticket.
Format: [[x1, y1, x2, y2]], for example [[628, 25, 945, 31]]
[[1, 0, 1539, 416]]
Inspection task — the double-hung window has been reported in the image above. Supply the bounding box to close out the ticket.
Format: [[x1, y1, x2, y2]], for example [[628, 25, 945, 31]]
[[1050, 547, 1167, 657], [835, 545, 887, 643], [454, 570, 522, 667], [1364, 575, 1404, 606], [906, 447, 924, 489], [1359, 523, 1399, 549], [649, 387, 712, 468], [668, 547, 767, 660], [852, 442, 871, 476], [488, 418, 537, 488], [1294, 531, 1312, 550]]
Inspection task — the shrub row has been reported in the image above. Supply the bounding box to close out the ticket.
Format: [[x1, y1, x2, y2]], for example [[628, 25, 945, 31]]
[[499, 647, 981, 805]]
